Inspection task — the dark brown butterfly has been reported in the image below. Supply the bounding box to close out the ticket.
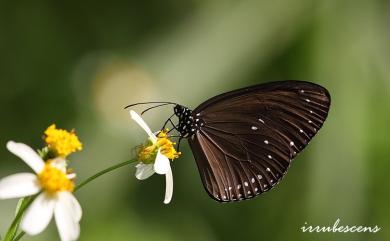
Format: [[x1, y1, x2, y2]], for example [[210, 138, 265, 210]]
[[128, 80, 331, 202]]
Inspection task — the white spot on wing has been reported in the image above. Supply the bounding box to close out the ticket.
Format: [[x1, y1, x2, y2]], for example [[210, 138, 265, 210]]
[[251, 178, 255, 183], [266, 168, 271, 172], [244, 182, 249, 187], [251, 126, 258, 130], [290, 141, 294, 146], [257, 175, 262, 179], [258, 118, 265, 124], [264, 140, 269, 144], [267, 155, 272, 159]]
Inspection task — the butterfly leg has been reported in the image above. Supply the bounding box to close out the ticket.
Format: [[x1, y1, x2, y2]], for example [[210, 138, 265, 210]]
[[161, 113, 174, 129], [176, 137, 183, 153], [161, 115, 179, 132]]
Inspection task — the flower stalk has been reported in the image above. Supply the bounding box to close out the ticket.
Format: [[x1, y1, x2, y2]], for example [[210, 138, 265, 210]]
[[74, 159, 137, 192]]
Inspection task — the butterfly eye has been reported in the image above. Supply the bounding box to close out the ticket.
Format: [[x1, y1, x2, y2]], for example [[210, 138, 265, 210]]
[[174, 105, 183, 115]]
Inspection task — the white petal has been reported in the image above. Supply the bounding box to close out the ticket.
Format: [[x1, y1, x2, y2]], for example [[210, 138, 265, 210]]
[[163, 167, 173, 204], [64, 192, 82, 222], [66, 173, 76, 179], [0, 173, 40, 199], [154, 150, 170, 175], [50, 158, 67, 173], [6, 141, 44, 173], [129, 110, 157, 143], [21, 193, 55, 235], [135, 163, 155, 180], [55, 192, 80, 241]]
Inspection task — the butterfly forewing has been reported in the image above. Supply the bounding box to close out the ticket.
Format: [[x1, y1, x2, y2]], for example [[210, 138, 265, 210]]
[[188, 81, 331, 202]]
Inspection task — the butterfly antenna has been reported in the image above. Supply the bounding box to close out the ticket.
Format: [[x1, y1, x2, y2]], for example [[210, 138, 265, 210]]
[[141, 103, 173, 115], [124, 101, 177, 109]]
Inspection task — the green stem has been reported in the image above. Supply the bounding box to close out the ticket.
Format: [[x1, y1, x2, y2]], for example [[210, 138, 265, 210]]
[[74, 159, 137, 192], [6, 159, 137, 241]]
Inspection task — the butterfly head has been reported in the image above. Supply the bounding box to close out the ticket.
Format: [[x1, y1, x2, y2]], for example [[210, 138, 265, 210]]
[[173, 105, 184, 116], [173, 104, 196, 137]]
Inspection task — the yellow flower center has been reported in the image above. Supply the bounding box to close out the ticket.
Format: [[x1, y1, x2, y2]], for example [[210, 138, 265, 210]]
[[38, 161, 74, 194], [44, 124, 82, 157], [156, 131, 181, 159], [137, 130, 181, 163]]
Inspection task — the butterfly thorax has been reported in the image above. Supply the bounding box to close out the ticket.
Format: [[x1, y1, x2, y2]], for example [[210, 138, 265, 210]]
[[174, 104, 204, 138]]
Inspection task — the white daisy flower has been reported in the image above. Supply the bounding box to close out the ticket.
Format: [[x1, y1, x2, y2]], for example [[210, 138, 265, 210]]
[[130, 110, 180, 204], [0, 141, 82, 241]]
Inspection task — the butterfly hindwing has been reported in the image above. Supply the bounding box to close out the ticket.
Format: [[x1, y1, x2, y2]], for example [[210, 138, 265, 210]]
[[188, 80, 331, 202]]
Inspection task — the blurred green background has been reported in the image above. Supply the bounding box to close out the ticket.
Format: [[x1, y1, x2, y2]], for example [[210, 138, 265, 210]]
[[0, 0, 389, 240]]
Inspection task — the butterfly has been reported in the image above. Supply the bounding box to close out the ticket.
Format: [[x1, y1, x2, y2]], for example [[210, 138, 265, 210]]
[[127, 80, 331, 202]]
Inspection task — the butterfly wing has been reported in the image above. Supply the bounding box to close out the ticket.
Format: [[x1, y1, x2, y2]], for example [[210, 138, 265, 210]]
[[188, 80, 331, 202]]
